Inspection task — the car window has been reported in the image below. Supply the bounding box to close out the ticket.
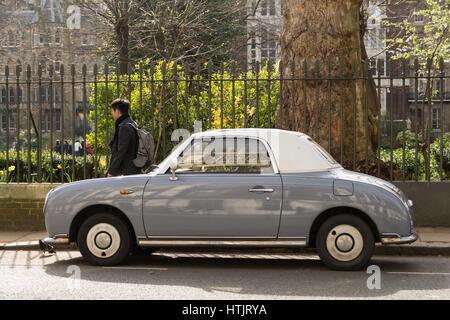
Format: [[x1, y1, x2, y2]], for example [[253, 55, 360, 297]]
[[176, 137, 274, 173], [307, 137, 338, 165]]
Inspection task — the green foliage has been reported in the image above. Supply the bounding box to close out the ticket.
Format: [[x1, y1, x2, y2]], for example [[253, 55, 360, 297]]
[[382, 0, 449, 74], [0, 149, 107, 183], [431, 132, 450, 174], [87, 60, 280, 163], [380, 135, 450, 180], [396, 130, 423, 147]]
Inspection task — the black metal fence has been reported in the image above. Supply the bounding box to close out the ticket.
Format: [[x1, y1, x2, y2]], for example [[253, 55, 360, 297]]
[[0, 58, 448, 183]]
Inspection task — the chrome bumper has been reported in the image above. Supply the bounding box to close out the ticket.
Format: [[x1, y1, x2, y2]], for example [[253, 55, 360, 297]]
[[380, 232, 418, 245]]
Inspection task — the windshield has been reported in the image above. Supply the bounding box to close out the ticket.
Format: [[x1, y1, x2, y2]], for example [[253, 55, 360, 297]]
[[152, 137, 192, 173]]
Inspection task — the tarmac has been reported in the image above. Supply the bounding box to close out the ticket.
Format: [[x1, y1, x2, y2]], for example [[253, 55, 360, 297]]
[[0, 228, 449, 255]]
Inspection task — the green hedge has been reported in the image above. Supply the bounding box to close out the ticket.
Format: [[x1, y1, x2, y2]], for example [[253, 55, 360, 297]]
[[0, 150, 107, 183], [380, 133, 450, 180]]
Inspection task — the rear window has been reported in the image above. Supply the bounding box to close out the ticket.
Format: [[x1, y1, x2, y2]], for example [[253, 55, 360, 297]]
[[307, 138, 338, 165]]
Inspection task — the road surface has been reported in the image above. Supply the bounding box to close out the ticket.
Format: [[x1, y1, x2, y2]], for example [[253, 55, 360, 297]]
[[0, 250, 449, 299]]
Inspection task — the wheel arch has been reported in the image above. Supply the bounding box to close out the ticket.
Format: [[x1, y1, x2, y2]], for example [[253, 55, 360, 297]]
[[308, 206, 380, 247], [69, 204, 137, 244]]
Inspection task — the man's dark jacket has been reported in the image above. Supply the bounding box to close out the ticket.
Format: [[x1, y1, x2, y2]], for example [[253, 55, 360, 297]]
[[107, 114, 140, 176]]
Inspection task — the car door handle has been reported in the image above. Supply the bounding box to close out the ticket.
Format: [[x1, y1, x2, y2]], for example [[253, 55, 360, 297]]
[[248, 188, 274, 193]]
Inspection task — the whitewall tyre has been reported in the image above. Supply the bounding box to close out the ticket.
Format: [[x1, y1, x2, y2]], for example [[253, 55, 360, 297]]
[[316, 214, 375, 271], [77, 213, 132, 266]]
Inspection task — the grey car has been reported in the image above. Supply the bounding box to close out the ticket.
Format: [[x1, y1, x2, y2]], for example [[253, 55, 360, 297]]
[[43, 128, 417, 270]]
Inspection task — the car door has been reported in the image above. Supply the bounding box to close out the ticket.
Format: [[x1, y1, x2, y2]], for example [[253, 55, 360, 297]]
[[142, 136, 282, 238]]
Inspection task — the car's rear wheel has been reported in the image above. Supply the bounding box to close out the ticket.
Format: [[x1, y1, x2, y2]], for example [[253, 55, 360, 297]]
[[77, 213, 131, 266], [316, 214, 374, 271]]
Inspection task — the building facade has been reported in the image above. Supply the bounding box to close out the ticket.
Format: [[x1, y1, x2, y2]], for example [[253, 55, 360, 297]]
[[0, 0, 102, 147], [245, 0, 283, 68]]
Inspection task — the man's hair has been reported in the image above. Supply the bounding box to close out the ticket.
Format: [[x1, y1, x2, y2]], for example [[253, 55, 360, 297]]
[[110, 98, 130, 115]]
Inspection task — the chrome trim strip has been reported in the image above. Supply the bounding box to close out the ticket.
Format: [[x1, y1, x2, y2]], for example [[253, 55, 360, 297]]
[[138, 239, 307, 247], [146, 236, 276, 239], [380, 233, 418, 245]]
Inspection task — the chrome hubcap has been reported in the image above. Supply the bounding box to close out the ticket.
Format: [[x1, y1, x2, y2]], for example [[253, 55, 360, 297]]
[[335, 234, 354, 252], [95, 232, 112, 249], [86, 223, 121, 258], [326, 224, 363, 262]]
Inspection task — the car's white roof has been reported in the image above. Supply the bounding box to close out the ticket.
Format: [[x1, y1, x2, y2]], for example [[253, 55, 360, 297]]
[[192, 128, 341, 173]]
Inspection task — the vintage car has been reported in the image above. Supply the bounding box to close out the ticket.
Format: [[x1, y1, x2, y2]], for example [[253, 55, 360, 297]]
[[42, 128, 417, 270]]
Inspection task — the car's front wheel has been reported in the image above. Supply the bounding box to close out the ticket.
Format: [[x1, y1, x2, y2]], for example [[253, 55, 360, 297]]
[[316, 214, 375, 271], [77, 213, 132, 266]]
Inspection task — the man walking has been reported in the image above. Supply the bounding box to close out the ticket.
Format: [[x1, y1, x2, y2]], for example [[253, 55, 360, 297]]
[[106, 98, 140, 177], [74, 140, 82, 157]]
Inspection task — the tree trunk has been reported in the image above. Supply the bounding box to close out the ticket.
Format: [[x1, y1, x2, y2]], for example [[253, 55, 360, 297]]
[[278, 0, 378, 167], [116, 3, 129, 75]]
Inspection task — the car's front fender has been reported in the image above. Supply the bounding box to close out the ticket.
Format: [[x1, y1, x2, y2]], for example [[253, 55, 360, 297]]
[[44, 175, 151, 240]]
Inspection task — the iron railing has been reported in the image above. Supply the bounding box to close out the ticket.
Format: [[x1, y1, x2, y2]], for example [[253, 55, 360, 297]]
[[0, 58, 448, 183]]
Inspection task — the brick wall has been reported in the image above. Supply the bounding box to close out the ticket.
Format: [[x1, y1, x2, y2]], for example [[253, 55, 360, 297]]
[[0, 183, 62, 231], [0, 199, 45, 230]]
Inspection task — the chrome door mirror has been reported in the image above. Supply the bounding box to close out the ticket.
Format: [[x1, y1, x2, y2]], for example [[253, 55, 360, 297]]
[[169, 158, 178, 181]]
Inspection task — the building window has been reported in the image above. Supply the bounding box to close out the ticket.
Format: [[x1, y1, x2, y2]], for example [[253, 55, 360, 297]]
[[435, 79, 444, 97], [41, 112, 51, 132], [55, 52, 62, 73], [414, 14, 424, 22], [10, 114, 15, 131], [1, 114, 15, 132], [370, 59, 377, 76], [1, 88, 5, 103], [432, 108, 440, 130], [40, 60, 46, 74], [261, 28, 268, 61], [41, 87, 47, 103], [55, 88, 60, 103], [39, 33, 44, 45], [3, 113, 15, 131], [377, 58, 385, 76], [261, 0, 268, 16], [260, 28, 277, 63], [269, 0, 275, 15], [9, 87, 14, 104], [261, 0, 275, 16], [55, 111, 61, 131], [250, 31, 256, 66]]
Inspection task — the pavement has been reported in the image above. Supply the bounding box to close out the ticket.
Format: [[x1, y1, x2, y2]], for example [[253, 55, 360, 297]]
[[0, 227, 449, 255]]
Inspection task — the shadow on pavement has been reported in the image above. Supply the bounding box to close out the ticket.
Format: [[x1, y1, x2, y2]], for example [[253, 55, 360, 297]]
[[40, 251, 450, 298]]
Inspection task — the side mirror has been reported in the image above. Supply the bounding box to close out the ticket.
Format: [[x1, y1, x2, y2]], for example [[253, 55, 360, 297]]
[[169, 158, 178, 181]]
